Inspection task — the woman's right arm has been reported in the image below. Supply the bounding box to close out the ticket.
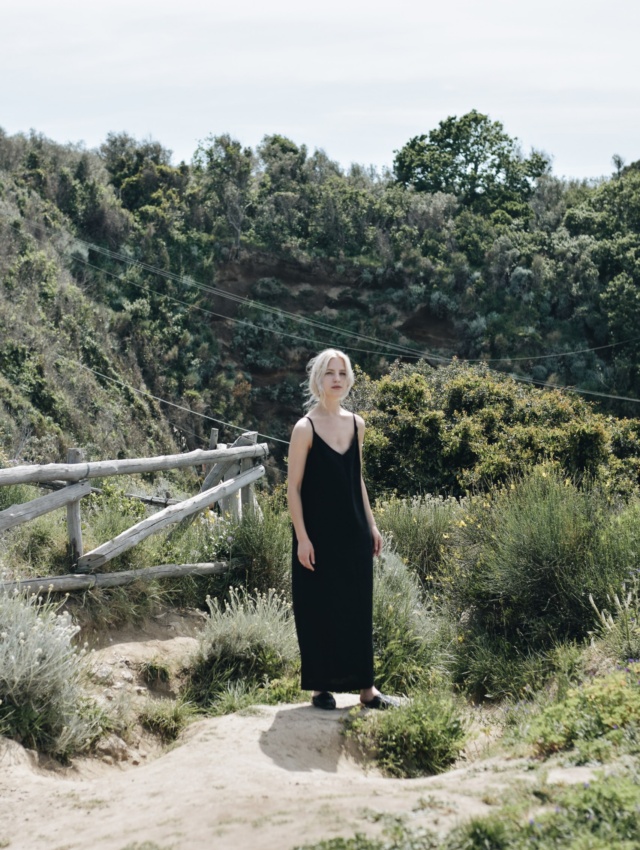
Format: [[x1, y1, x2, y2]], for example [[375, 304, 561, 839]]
[[287, 419, 315, 571]]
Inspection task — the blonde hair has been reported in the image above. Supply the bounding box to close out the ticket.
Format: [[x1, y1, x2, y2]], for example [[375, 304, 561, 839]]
[[304, 348, 355, 410]]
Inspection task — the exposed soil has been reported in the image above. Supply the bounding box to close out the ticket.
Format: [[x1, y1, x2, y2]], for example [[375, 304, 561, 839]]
[[0, 613, 601, 850]]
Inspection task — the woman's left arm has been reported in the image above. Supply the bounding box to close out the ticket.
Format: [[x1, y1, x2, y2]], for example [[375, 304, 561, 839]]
[[356, 415, 383, 557]]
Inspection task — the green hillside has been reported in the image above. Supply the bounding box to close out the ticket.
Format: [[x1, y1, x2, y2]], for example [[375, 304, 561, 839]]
[[1, 112, 639, 473]]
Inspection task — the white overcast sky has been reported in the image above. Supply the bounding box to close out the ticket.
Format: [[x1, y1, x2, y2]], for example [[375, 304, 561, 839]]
[[1, 0, 638, 180]]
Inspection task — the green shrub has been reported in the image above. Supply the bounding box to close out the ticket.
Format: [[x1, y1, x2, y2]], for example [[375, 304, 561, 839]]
[[299, 773, 640, 849], [452, 634, 557, 702], [373, 550, 453, 694], [529, 661, 640, 759], [359, 361, 619, 500], [448, 774, 640, 850], [345, 689, 466, 778], [374, 494, 460, 586], [0, 592, 103, 757], [230, 492, 292, 596], [186, 587, 298, 706], [452, 466, 630, 652]]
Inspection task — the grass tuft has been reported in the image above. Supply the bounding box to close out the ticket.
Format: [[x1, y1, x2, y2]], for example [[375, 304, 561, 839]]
[[345, 690, 466, 778], [186, 586, 298, 708]]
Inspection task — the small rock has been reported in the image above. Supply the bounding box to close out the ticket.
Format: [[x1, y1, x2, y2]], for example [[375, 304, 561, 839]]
[[95, 734, 133, 763], [92, 665, 113, 683], [121, 670, 134, 683]]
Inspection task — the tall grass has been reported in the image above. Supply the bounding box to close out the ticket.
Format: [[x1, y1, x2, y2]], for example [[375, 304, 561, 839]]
[[373, 550, 453, 694], [229, 492, 292, 597]]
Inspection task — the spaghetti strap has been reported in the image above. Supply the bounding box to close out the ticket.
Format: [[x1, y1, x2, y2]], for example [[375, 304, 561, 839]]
[[305, 415, 316, 433], [352, 414, 357, 436]]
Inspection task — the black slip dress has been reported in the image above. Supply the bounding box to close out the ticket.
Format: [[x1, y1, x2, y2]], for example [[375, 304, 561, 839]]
[[291, 414, 374, 692]]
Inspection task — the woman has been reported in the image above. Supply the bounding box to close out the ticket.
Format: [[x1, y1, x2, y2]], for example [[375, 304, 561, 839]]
[[287, 348, 395, 710]]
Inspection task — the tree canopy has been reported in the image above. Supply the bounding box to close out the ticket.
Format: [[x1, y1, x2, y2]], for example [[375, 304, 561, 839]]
[[393, 110, 550, 216]]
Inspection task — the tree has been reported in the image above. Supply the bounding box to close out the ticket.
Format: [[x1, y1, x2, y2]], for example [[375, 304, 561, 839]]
[[393, 110, 550, 216], [192, 134, 255, 257]]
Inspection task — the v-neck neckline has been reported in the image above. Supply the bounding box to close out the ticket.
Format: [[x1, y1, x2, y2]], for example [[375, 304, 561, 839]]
[[307, 414, 356, 457], [313, 429, 356, 457]]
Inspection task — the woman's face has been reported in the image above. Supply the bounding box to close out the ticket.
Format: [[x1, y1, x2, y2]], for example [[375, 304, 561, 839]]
[[322, 357, 348, 399]]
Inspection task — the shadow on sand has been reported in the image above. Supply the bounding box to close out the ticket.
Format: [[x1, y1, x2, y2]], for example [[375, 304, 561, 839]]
[[258, 703, 361, 773]]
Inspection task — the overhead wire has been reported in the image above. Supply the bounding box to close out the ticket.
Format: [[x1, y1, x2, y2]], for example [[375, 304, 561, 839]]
[[5, 213, 640, 407], [63, 357, 291, 444], [9, 214, 640, 366]]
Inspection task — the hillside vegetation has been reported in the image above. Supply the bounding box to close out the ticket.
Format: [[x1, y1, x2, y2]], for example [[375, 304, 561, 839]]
[[1, 112, 640, 470]]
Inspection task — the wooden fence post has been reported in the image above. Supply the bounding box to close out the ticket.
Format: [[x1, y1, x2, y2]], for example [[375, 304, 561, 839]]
[[204, 429, 218, 473], [240, 435, 261, 518], [66, 448, 85, 569], [220, 432, 258, 521]]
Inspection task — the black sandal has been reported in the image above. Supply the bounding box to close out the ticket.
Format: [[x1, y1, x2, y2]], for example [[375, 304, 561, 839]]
[[360, 693, 401, 710], [312, 691, 337, 710]]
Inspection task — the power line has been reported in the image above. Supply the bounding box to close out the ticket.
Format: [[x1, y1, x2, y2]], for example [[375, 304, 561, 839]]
[[6, 215, 640, 366], [62, 357, 291, 444], [5, 214, 640, 407], [72, 252, 433, 361]]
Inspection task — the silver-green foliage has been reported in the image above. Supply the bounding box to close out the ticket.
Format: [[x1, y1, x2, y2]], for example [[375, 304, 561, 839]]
[[0, 592, 103, 757], [188, 587, 298, 704], [374, 493, 461, 585]]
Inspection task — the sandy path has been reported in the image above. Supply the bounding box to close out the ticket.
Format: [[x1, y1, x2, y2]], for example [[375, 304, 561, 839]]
[[0, 695, 513, 850], [0, 622, 597, 850]]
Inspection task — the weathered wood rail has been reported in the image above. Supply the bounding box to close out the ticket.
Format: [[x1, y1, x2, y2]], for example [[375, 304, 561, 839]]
[[0, 431, 268, 590], [1, 562, 230, 594]]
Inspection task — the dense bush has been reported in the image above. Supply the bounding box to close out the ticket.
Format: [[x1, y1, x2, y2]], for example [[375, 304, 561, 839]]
[[451, 466, 634, 652], [186, 587, 298, 706], [346, 689, 466, 777], [0, 592, 103, 757], [529, 661, 640, 760], [358, 361, 632, 499]]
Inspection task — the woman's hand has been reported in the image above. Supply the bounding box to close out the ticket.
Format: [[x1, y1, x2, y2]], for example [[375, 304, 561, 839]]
[[371, 525, 383, 557], [297, 537, 316, 571]]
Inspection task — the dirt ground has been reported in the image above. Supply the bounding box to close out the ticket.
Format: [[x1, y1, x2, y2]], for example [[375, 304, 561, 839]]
[[0, 612, 599, 850]]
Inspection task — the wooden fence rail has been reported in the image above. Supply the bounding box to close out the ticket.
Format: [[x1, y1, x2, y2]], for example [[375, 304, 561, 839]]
[[0, 443, 268, 487], [76, 465, 264, 573], [1, 562, 230, 594], [0, 431, 269, 588], [0, 481, 92, 533]]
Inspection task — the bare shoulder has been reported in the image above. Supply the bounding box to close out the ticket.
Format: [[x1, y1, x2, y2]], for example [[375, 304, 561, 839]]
[[355, 413, 366, 438], [290, 417, 313, 446]]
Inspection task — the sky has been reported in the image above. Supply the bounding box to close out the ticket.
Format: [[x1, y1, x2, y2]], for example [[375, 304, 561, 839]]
[[1, 0, 639, 180]]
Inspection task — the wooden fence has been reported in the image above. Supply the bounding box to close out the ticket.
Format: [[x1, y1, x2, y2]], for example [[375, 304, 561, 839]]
[[0, 431, 268, 593]]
